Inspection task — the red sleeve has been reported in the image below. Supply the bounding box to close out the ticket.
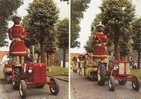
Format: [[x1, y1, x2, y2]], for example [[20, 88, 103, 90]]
[[21, 27, 27, 39], [103, 35, 108, 43]]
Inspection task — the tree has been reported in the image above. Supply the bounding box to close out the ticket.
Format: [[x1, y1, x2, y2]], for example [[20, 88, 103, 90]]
[[71, 0, 90, 48], [84, 36, 94, 53], [26, 0, 59, 63], [56, 18, 69, 67], [132, 18, 141, 69], [61, 0, 69, 1], [94, 0, 135, 59], [0, 0, 23, 47]]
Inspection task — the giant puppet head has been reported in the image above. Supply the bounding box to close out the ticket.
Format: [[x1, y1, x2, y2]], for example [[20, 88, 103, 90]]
[[96, 22, 105, 32], [12, 16, 21, 25]]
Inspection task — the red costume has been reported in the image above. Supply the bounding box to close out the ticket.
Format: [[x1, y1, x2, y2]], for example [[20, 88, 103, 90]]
[[93, 33, 108, 59], [8, 25, 28, 56]]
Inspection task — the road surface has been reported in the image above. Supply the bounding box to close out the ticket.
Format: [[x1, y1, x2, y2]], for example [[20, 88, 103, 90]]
[[71, 72, 141, 99]]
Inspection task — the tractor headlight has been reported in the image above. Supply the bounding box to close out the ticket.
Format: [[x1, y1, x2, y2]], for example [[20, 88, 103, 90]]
[[113, 66, 118, 70], [28, 67, 33, 74]]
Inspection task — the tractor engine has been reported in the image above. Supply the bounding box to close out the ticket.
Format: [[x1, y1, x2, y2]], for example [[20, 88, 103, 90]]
[[26, 63, 47, 84]]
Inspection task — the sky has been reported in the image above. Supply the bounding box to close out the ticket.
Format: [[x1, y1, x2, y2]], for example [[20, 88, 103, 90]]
[[70, 0, 141, 53], [0, 0, 69, 51]]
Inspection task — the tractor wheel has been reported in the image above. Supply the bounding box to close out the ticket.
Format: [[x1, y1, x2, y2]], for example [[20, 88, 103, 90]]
[[19, 80, 27, 98], [97, 74, 105, 86], [49, 78, 59, 95], [132, 77, 140, 91], [108, 76, 115, 91], [12, 80, 20, 90], [118, 80, 127, 85]]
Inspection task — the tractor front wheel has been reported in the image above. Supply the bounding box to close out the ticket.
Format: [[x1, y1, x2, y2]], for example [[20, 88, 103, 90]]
[[132, 77, 140, 91], [97, 74, 105, 86], [19, 80, 27, 98], [108, 76, 115, 91], [12, 80, 20, 90], [49, 78, 59, 95]]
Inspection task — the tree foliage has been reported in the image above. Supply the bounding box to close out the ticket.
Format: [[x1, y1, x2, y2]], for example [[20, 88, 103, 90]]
[[100, 0, 135, 59], [132, 17, 141, 68], [0, 0, 23, 47], [57, 18, 69, 49], [84, 36, 94, 53], [26, 0, 59, 62], [71, 0, 90, 48], [132, 17, 141, 50], [86, 0, 135, 59], [56, 18, 69, 67], [85, 14, 101, 53]]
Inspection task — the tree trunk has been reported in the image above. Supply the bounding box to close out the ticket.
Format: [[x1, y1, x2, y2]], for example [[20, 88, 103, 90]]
[[40, 43, 46, 63], [46, 52, 49, 66], [32, 45, 35, 60], [63, 49, 66, 68], [137, 51, 140, 69], [114, 40, 120, 60]]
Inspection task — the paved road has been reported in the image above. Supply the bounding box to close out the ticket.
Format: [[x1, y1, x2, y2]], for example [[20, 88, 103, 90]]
[[71, 72, 141, 99], [0, 67, 68, 99], [0, 79, 68, 99]]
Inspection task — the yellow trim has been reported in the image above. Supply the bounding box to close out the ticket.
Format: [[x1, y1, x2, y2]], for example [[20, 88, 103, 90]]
[[13, 38, 21, 40], [10, 51, 27, 54], [93, 55, 107, 57], [96, 44, 102, 46], [4, 68, 12, 72]]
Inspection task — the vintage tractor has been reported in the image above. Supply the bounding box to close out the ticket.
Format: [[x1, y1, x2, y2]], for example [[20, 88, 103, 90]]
[[107, 60, 140, 91], [7, 16, 59, 98], [10, 63, 59, 98]]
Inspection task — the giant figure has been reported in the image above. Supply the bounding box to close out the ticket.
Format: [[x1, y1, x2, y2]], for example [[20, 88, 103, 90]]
[[93, 23, 108, 59], [8, 16, 28, 66]]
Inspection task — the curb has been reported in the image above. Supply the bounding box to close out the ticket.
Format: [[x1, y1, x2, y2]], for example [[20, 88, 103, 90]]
[[48, 76, 69, 82], [54, 76, 69, 82]]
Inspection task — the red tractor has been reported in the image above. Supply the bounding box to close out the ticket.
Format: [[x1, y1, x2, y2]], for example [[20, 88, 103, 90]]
[[11, 63, 59, 98], [107, 60, 140, 91]]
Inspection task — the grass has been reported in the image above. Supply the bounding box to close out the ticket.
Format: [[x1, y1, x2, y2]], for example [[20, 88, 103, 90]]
[[48, 66, 68, 76], [130, 69, 141, 78]]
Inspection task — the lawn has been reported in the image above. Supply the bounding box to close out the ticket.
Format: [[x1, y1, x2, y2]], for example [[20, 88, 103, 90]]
[[48, 66, 69, 76], [130, 69, 141, 78]]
